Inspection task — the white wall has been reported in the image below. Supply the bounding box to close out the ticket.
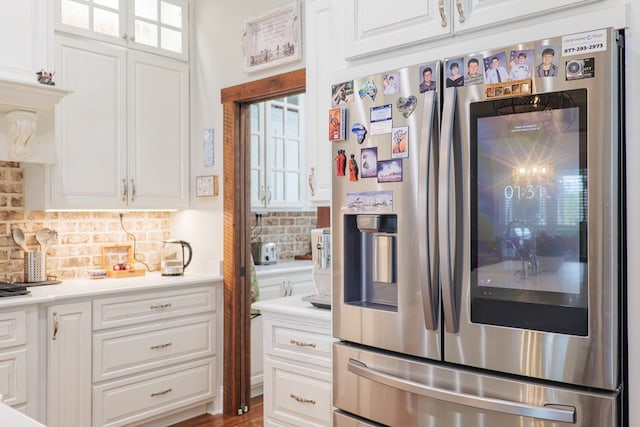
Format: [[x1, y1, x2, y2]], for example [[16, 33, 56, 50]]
[[173, 0, 305, 274]]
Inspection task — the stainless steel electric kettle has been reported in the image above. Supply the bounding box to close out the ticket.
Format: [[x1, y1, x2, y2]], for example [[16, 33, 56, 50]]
[[160, 239, 193, 276]]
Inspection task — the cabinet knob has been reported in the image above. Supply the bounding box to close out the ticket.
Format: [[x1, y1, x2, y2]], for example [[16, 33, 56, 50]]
[[52, 312, 58, 340], [289, 339, 316, 348], [130, 179, 136, 202], [150, 388, 172, 397], [121, 178, 128, 202], [308, 167, 316, 196], [290, 393, 316, 405]]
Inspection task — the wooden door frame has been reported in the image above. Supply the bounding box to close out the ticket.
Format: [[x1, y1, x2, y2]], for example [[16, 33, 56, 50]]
[[220, 68, 306, 416]]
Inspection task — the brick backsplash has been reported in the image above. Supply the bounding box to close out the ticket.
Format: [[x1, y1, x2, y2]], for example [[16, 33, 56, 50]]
[[250, 211, 317, 261], [0, 161, 171, 282]]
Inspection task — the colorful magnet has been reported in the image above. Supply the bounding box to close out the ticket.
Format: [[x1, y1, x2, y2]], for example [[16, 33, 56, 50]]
[[349, 154, 359, 181], [351, 122, 368, 144], [391, 126, 409, 159], [396, 96, 417, 118], [335, 149, 347, 176], [361, 147, 378, 178], [377, 159, 403, 183], [358, 80, 377, 101]]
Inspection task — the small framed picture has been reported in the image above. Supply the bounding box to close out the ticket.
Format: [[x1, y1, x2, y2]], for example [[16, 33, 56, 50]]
[[377, 159, 403, 183], [196, 175, 218, 197], [361, 147, 378, 178]]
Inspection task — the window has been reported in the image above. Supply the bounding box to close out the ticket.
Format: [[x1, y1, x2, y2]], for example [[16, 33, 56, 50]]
[[57, 0, 188, 59], [251, 94, 306, 209]]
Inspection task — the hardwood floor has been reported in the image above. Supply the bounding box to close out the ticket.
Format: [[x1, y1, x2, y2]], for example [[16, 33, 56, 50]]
[[169, 396, 263, 427]]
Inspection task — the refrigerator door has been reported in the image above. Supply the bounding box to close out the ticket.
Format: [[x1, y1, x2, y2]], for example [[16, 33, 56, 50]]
[[333, 67, 441, 360], [334, 342, 618, 427], [440, 29, 621, 390]]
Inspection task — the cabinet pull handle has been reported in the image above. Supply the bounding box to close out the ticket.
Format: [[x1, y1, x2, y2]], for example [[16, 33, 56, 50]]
[[290, 393, 315, 405], [308, 167, 316, 196], [121, 178, 128, 202], [150, 342, 172, 350], [150, 388, 172, 397], [52, 313, 58, 340], [130, 179, 136, 202], [289, 339, 316, 348], [438, 0, 447, 27], [150, 303, 172, 310], [456, 0, 465, 23]]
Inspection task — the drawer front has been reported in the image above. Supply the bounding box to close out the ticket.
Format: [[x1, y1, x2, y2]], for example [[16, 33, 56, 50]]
[[0, 349, 27, 406], [93, 359, 215, 427], [93, 314, 215, 382], [265, 318, 334, 368], [264, 356, 332, 427], [93, 286, 215, 330], [0, 311, 26, 349]]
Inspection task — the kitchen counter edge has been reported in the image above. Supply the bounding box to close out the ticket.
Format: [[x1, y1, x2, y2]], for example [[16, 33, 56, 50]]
[[0, 273, 223, 308]]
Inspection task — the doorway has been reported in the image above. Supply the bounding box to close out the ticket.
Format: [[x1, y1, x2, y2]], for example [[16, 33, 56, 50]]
[[220, 69, 305, 416]]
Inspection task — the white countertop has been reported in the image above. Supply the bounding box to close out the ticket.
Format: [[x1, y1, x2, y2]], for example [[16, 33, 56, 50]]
[[0, 272, 222, 308], [254, 260, 312, 275], [252, 294, 331, 322], [0, 400, 45, 427]]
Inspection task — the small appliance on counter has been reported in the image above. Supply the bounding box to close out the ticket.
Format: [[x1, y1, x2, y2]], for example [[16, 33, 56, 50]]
[[303, 228, 331, 309], [160, 239, 193, 276], [251, 242, 277, 265]]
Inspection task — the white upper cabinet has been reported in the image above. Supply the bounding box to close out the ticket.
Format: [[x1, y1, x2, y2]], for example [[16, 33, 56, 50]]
[[0, 0, 49, 83], [305, 0, 332, 205], [342, 0, 451, 60], [55, 0, 189, 60], [251, 95, 307, 210], [341, 0, 600, 59], [25, 35, 189, 210]]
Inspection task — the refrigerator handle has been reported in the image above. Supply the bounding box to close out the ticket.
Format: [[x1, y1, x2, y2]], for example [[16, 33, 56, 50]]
[[438, 87, 459, 333], [418, 90, 438, 331], [348, 359, 576, 423]]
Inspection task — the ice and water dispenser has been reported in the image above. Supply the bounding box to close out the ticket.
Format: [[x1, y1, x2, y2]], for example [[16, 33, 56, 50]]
[[343, 214, 398, 311]]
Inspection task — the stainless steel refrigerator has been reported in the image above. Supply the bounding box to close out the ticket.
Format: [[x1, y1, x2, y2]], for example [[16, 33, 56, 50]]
[[332, 28, 624, 426]]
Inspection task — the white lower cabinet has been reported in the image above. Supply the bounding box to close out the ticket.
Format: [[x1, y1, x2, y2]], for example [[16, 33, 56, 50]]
[[0, 307, 38, 420], [47, 301, 92, 427], [45, 282, 218, 427], [253, 296, 335, 427]]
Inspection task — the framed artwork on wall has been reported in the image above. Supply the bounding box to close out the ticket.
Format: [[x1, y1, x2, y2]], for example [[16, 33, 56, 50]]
[[242, 1, 301, 72]]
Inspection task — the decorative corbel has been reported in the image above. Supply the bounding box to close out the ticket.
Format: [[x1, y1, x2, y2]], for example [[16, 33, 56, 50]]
[[6, 110, 38, 161]]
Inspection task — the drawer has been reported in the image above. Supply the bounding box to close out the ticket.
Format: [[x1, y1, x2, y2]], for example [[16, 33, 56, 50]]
[[264, 356, 332, 427], [265, 318, 334, 369], [0, 311, 26, 349], [0, 348, 27, 407], [93, 286, 215, 330], [93, 314, 215, 382], [93, 358, 215, 427]]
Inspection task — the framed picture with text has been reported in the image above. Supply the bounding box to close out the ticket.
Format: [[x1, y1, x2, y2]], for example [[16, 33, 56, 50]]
[[243, 2, 301, 72]]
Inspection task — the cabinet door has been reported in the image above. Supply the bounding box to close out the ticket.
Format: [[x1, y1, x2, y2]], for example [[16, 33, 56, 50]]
[[258, 276, 287, 301], [453, 0, 600, 33], [52, 35, 128, 209], [127, 50, 189, 209], [48, 301, 92, 427], [287, 271, 314, 297], [342, 0, 450, 60], [0, 0, 48, 82], [305, 0, 331, 205]]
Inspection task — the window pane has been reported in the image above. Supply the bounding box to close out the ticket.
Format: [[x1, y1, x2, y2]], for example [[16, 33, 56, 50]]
[[284, 172, 299, 201], [135, 19, 158, 47], [251, 104, 261, 131], [61, 0, 90, 29], [251, 134, 260, 168], [285, 109, 299, 136], [284, 139, 299, 169], [93, 8, 119, 37], [251, 170, 261, 202], [273, 138, 284, 168], [95, 0, 119, 9], [270, 105, 284, 136], [161, 27, 182, 53], [135, 0, 158, 20], [287, 95, 299, 105], [161, 1, 182, 28], [272, 171, 284, 201]]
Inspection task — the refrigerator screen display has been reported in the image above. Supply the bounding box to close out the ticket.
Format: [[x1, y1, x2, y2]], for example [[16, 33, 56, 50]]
[[470, 89, 588, 336]]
